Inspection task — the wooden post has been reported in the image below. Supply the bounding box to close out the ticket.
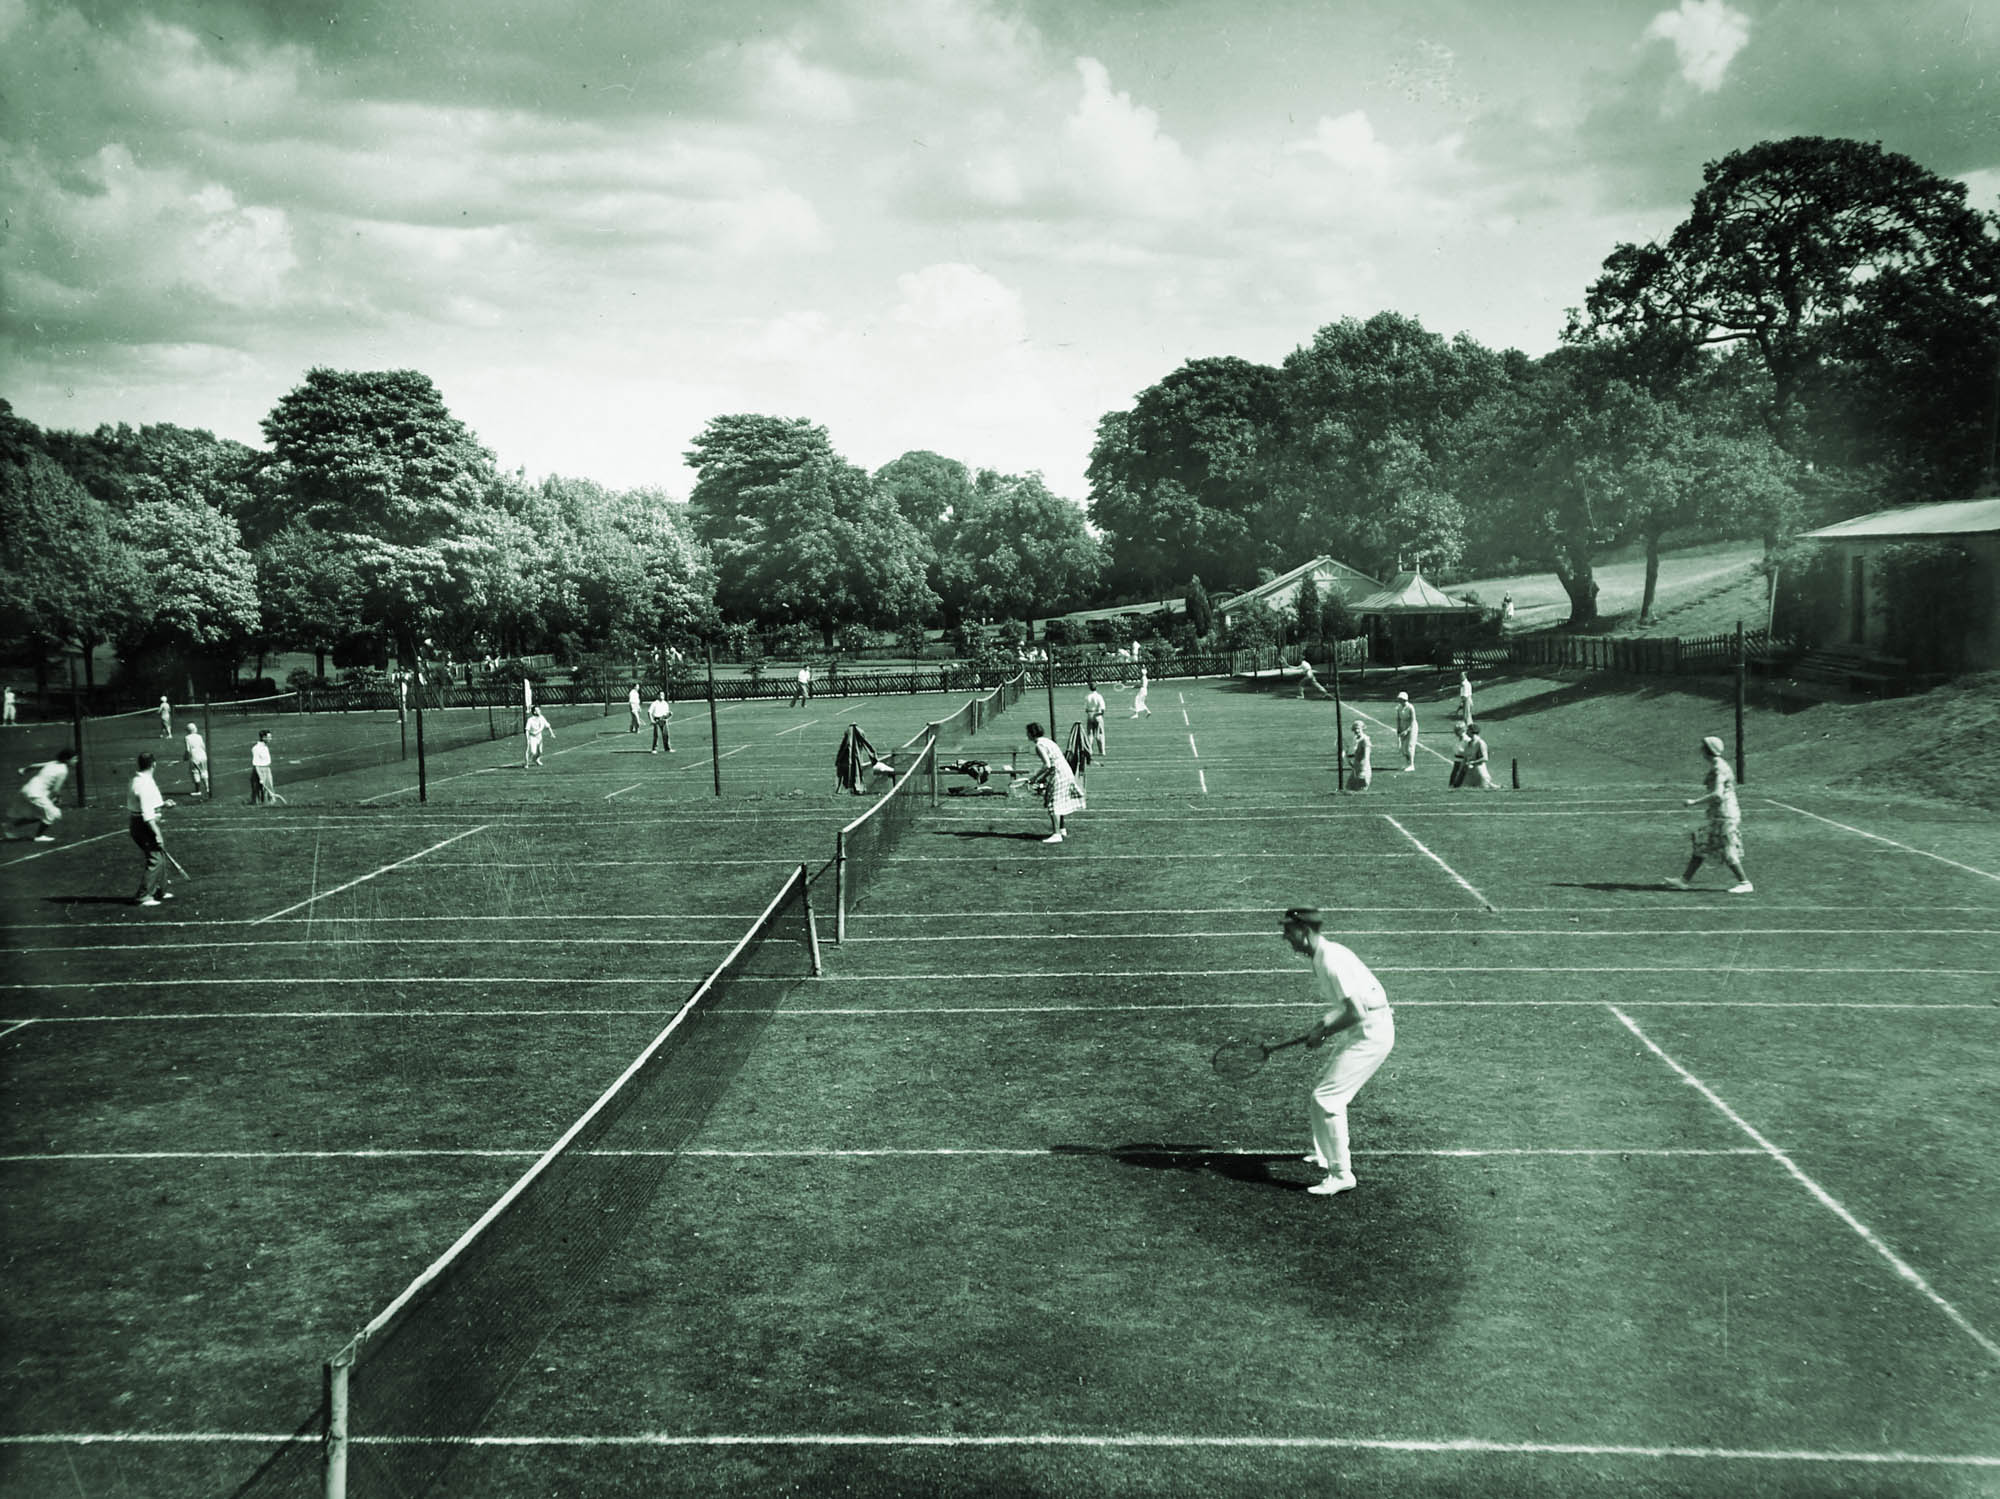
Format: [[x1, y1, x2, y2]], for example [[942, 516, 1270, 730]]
[[706, 644, 723, 797], [68, 659, 86, 807], [1332, 652, 1346, 792], [1045, 654, 1057, 738], [413, 670, 428, 803], [1734, 620, 1748, 785], [323, 1356, 350, 1499]]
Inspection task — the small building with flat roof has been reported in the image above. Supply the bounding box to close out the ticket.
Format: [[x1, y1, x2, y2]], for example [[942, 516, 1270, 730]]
[[1800, 498, 2000, 669]]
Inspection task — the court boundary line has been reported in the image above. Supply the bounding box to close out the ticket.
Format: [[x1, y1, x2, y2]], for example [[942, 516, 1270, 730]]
[[0, 1431, 1993, 1467], [1382, 815, 1494, 911], [603, 782, 644, 801], [1765, 800, 2000, 885], [0, 1146, 1771, 1163], [14, 963, 2000, 993], [1610, 1005, 2000, 1365], [250, 826, 489, 925], [10, 998, 1992, 1026], [6, 902, 1987, 933], [0, 830, 124, 866]]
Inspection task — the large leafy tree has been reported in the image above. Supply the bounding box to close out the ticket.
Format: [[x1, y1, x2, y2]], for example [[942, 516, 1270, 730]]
[[117, 491, 262, 688], [255, 523, 364, 678], [260, 369, 499, 659], [1270, 312, 1509, 578], [1573, 136, 2000, 497], [1086, 357, 1289, 597], [0, 432, 145, 692], [937, 470, 1106, 625], [686, 415, 935, 644]]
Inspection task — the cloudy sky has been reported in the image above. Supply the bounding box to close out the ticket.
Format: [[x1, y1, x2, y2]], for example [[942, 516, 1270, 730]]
[[4, 0, 1995, 500]]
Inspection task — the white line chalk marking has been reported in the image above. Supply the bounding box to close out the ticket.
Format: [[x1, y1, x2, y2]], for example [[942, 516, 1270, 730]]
[[251, 827, 488, 925], [1765, 800, 2000, 885], [1611, 1005, 2000, 1364], [1383, 815, 1493, 911]]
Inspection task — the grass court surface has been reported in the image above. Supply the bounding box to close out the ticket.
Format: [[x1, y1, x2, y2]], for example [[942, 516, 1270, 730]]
[[3, 673, 1997, 1497]]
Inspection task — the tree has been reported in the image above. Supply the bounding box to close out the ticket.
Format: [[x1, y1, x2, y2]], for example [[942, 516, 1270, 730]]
[[937, 471, 1105, 625], [255, 524, 363, 678], [118, 491, 262, 691], [1185, 574, 1214, 638], [1574, 137, 2000, 496], [686, 416, 935, 644], [0, 441, 145, 694], [874, 450, 973, 545], [1271, 313, 1509, 578], [1294, 571, 1322, 648], [260, 369, 499, 659], [1087, 357, 1289, 596]]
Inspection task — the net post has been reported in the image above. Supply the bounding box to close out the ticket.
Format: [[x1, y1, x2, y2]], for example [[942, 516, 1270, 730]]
[[706, 643, 723, 797], [834, 830, 848, 944], [323, 1352, 351, 1499], [68, 660, 86, 807], [414, 669, 429, 804], [799, 864, 823, 976]]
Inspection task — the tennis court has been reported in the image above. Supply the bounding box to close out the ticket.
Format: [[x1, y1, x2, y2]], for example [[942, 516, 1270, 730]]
[[3, 672, 1997, 1496]]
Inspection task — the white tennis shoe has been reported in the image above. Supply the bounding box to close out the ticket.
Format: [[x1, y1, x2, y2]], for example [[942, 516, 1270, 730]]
[[1306, 1174, 1358, 1196]]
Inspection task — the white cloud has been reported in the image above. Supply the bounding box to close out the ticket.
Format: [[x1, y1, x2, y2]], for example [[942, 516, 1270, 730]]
[[1287, 111, 1395, 175], [746, 39, 857, 122], [1642, 0, 1751, 92], [1061, 57, 1199, 219], [892, 262, 1025, 344]]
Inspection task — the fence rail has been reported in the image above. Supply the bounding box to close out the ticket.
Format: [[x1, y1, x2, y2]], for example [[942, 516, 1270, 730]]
[[1457, 628, 1792, 677]]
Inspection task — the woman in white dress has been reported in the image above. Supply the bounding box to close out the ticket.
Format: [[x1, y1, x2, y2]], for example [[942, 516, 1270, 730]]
[[1346, 720, 1372, 790], [1129, 668, 1151, 717]]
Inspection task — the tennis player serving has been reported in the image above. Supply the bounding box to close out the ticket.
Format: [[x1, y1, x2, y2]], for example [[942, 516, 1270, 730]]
[[1284, 907, 1395, 1197]]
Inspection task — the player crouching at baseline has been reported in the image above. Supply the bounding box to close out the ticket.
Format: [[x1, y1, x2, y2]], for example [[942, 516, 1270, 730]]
[[1284, 907, 1394, 1197], [1024, 722, 1084, 844]]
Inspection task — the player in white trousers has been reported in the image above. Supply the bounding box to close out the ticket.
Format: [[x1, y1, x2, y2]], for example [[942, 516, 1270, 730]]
[[1129, 668, 1151, 717], [1285, 908, 1395, 1197], [1394, 691, 1418, 770]]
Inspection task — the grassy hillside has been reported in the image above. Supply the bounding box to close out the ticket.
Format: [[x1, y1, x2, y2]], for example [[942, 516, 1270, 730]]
[[1457, 542, 1769, 637]]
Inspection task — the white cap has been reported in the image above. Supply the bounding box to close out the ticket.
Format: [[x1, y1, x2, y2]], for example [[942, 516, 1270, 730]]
[[1396, 691, 1408, 701]]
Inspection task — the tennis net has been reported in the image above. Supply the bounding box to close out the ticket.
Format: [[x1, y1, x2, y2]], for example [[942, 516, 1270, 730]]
[[833, 733, 937, 942], [306, 864, 822, 1498]]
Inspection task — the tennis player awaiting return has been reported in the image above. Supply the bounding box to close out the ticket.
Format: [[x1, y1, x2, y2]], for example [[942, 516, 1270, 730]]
[[1285, 907, 1395, 1197]]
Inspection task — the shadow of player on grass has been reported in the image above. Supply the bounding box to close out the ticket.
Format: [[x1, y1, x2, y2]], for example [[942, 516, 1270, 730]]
[[1050, 1141, 1310, 1189]]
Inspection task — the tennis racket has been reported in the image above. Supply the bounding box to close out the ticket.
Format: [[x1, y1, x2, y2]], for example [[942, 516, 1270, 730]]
[[164, 850, 191, 879], [1210, 1031, 1315, 1081]]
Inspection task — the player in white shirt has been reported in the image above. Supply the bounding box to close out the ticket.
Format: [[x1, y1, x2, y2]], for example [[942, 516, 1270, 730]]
[[648, 693, 673, 753], [1129, 668, 1151, 717], [156, 695, 173, 740], [1083, 686, 1107, 758], [250, 731, 276, 804], [2, 686, 15, 724], [1394, 692, 1419, 771], [627, 684, 644, 733], [127, 753, 176, 905], [1285, 908, 1395, 1197], [790, 665, 812, 707], [181, 723, 209, 799], [524, 707, 554, 767], [8, 750, 73, 841]]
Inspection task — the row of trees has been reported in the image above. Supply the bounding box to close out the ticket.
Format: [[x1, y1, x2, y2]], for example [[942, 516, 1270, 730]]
[[4, 136, 1993, 694], [1088, 138, 1999, 626], [0, 384, 1107, 697]]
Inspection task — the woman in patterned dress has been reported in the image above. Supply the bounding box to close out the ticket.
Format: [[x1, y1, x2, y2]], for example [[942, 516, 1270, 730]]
[[1025, 722, 1084, 844], [1665, 736, 1752, 894]]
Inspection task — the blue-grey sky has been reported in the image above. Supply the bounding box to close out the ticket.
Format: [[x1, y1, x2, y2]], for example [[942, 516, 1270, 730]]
[[4, 0, 1995, 498]]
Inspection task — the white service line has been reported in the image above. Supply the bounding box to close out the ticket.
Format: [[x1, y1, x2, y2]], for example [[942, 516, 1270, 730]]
[[0, 1018, 34, 1040], [10, 997, 1992, 1026], [1383, 814, 1494, 912], [603, 782, 644, 800], [1199, 769, 1208, 794], [774, 719, 821, 737], [0, 830, 123, 866], [1, 1432, 1992, 1468], [360, 765, 502, 803], [2, 1146, 1766, 1163], [1765, 800, 2000, 885], [1610, 1005, 2000, 1365], [17, 963, 1999, 994], [1187, 734, 1198, 758], [673, 744, 751, 773], [250, 826, 489, 925]]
